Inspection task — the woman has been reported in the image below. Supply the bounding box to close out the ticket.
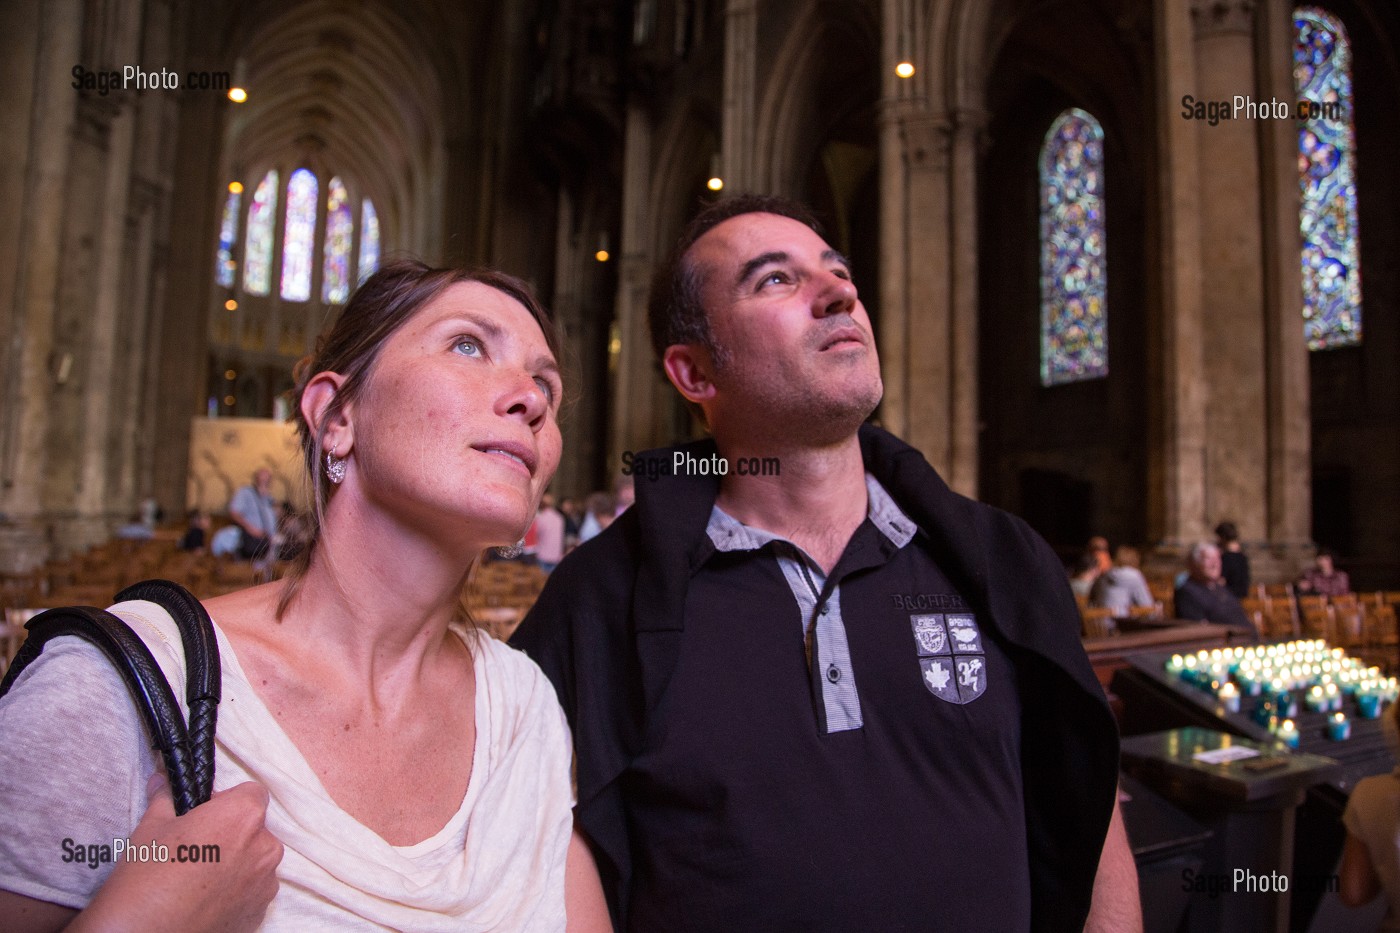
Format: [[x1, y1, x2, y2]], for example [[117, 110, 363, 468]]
[[0, 262, 610, 931]]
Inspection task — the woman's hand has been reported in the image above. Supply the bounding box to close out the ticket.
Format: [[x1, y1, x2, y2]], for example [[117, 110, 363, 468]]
[[70, 773, 283, 933]]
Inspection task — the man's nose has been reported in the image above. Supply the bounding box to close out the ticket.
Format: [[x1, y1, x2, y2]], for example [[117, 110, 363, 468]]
[[816, 272, 857, 316]]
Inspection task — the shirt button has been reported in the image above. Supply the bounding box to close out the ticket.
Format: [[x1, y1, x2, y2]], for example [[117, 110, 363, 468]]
[[819, 605, 830, 615], [827, 665, 841, 683]]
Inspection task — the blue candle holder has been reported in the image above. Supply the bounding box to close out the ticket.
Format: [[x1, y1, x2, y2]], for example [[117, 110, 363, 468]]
[[1357, 693, 1382, 719]]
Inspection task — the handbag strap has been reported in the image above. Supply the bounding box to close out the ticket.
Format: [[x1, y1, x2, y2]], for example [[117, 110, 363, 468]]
[[115, 580, 220, 802], [0, 580, 219, 815]]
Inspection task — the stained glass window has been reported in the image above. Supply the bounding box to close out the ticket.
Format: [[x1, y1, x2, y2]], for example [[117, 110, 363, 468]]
[[1295, 7, 1361, 350], [1039, 109, 1107, 386], [322, 177, 353, 304], [215, 185, 241, 287], [280, 168, 317, 302], [243, 170, 278, 296], [358, 199, 380, 282]]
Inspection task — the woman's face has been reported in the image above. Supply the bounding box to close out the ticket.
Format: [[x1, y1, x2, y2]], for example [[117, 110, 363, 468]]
[[348, 281, 563, 548]]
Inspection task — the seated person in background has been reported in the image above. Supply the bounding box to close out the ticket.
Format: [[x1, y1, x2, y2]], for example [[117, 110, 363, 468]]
[[1069, 551, 1101, 599], [228, 468, 279, 560], [1090, 546, 1157, 617], [113, 513, 154, 541], [1175, 541, 1255, 636], [576, 491, 615, 544], [1339, 699, 1400, 928], [1215, 521, 1251, 599], [177, 509, 210, 552], [1297, 549, 1351, 598]]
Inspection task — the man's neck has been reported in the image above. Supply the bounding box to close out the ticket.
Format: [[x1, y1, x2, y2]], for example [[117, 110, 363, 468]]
[[711, 433, 868, 573]]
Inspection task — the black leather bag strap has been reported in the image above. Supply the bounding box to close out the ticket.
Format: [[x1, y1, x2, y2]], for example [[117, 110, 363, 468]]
[[115, 580, 220, 803], [0, 580, 220, 815]]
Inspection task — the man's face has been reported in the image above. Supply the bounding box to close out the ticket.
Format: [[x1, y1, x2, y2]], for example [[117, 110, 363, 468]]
[[1191, 546, 1222, 583], [1316, 553, 1334, 574], [254, 469, 272, 493], [687, 212, 882, 442]]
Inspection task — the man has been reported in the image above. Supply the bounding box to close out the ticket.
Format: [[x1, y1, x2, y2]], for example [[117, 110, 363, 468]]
[[533, 493, 567, 572], [1174, 541, 1255, 633], [1214, 521, 1251, 599], [228, 468, 279, 560], [513, 195, 1138, 930], [1297, 549, 1351, 597]]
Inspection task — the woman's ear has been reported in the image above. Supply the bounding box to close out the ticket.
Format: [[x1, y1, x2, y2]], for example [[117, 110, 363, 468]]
[[302, 371, 352, 454]]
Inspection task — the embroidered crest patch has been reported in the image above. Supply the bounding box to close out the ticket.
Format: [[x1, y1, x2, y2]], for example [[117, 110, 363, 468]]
[[911, 612, 987, 704]]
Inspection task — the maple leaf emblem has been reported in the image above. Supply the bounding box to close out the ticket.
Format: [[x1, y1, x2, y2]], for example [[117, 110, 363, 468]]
[[924, 663, 951, 691]]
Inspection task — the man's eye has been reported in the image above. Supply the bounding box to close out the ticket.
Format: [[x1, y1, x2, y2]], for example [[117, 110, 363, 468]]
[[453, 337, 481, 356], [759, 271, 789, 288]]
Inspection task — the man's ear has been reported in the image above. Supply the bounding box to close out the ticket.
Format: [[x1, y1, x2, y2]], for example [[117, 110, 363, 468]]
[[662, 343, 718, 407], [301, 371, 352, 454]]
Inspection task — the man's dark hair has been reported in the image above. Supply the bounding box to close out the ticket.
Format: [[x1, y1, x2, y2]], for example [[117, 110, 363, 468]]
[[1214, 521, 1239, 543], [646, 194, 823, 361]]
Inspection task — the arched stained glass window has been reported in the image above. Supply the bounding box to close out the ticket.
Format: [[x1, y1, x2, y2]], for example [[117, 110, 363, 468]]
[[322, 177, 353, 304], [358, 199, 380, 282], [280, 168, 318, 302], [1039, 109, 1108, 387], [1294, 7, 1362, 350], [243, 170, 278, 296], [215, 184, 241, 287]]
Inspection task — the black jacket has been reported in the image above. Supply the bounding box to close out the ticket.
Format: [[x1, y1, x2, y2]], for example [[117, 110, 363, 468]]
[[512, 425, 1119, 930]]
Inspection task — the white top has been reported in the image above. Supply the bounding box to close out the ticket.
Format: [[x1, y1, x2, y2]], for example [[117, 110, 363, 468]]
[[0, 600, 574, 931], [1344, 770, 1400, 932]]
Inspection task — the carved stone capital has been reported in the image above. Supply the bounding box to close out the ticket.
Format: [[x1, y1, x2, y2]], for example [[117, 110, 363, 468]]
[[901, 114, 952, 171], [1190, 0, 1256, 38]]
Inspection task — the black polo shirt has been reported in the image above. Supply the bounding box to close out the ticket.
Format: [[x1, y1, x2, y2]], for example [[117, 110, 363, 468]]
[[624, 477, 1031, 932]]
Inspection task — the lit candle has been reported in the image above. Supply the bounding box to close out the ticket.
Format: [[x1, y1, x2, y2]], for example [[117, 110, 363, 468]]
[[1306, 686, 1327, 713], [1218, 682, 1241, 714], [1276, 718, 1300, 749], [1327, 712, 1351, 741]]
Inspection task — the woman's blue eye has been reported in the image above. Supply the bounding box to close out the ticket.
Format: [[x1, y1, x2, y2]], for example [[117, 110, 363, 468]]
[[454, 337, 481, 356], [535, 377, 557, 402]]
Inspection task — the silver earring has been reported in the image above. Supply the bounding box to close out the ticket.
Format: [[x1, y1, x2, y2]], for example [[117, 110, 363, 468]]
[[325, 445, 347, 485], [495, 539, 524, 559]]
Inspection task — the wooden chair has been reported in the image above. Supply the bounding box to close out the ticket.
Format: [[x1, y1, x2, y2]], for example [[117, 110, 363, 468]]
[[1129, 603, 1165, 622], [1080, 607, 1117, 639], [1300, 606, 1334, 642], [1297, 594, 1329, 615]]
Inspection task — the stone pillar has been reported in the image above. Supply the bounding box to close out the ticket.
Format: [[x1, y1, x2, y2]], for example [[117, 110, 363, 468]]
[[1146, 0, 1210, 559], [549, 190, 588, 497], [608, 104, 658, 466], [0, 0, 82, 571], [76, 99, 137, 530], [1257, 0, 1313, 573], [721, 0, 758, 191], [1191, 0, 1270, 547], [899, 113, 954, 478], [947, 108, 986, 497]]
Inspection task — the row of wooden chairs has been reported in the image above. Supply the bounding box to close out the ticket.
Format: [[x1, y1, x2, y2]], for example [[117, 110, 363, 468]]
[[3, 538, 555, 677]]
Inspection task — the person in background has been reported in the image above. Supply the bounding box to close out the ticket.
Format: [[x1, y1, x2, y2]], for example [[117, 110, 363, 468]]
[[114, 513, 155, 541], [1175, 541, 1255, 635], [1214, 521, 1251, 599], [558, 497, 583, 551], [178, 509, 211, 552], [1090, 546, 1157, 617], [576, 492, 615, 544], [229, 468, 279, 561], [533, 493, 566, 572], [1070, 552, 1102, 600], [1297, 549, 1351, 598], [1339, 699, 1400, 930]]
